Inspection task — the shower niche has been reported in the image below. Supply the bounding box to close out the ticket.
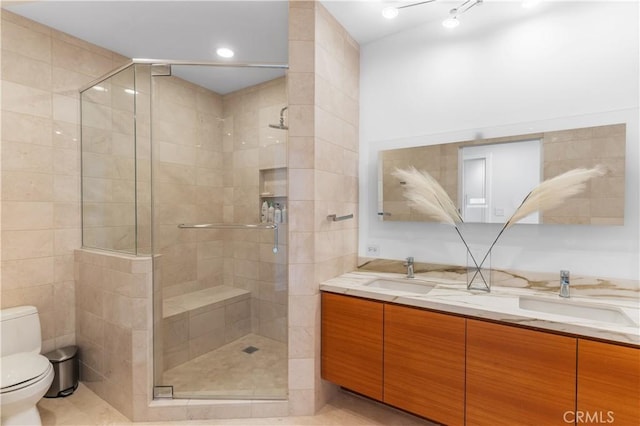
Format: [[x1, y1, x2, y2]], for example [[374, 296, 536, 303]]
[[260, 167, 288, 223]]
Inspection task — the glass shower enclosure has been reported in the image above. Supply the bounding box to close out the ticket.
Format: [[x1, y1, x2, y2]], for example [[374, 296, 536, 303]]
[[80, 60, 289, 400]]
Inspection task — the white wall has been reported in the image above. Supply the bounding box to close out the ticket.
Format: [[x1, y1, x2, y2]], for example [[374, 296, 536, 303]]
[[359, 1, 640, 280]]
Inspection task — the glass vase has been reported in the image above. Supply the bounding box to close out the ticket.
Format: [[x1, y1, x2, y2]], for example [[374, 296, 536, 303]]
[[467, 247, 491, 292]]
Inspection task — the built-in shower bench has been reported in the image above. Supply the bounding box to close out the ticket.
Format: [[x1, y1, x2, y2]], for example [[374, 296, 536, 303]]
[[162, 286, 252, 369], [162, 285, 250, 319]]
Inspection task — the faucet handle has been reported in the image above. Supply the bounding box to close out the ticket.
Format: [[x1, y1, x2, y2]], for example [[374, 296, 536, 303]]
[[405, 256, 414, 264]]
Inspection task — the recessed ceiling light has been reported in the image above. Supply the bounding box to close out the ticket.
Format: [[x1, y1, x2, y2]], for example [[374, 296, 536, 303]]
[[216, 47, 234, 58], [382, 6, 399, 19], [124, 89, 138, 95]]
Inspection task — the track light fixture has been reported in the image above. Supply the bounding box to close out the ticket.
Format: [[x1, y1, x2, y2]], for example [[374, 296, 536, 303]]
[[381, 0, 437, 20], [381, 0, 485, 29], [443, 0, 483, 28]]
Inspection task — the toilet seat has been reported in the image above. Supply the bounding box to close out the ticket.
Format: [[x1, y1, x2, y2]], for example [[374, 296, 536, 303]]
[[1, 353, 52, 393]]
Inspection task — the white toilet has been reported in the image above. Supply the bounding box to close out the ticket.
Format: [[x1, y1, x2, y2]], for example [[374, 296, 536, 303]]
[[0, 306, 55, 426]]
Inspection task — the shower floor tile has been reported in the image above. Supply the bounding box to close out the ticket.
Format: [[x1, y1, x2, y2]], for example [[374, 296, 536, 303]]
[[161, 333, 287, 399]]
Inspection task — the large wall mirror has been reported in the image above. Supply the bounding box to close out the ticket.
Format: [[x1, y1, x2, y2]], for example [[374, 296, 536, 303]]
[[379, 123, 625, 226]]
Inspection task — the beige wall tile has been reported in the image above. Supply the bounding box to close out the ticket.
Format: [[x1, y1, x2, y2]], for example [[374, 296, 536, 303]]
[[289, 41, 315, 73], [1, 16, 51, 62], [289, 169, 315, 201], [1, 81, 52, 117], [1, 201, 53, 230], [53, 94, 80, 124], [2, 110, 53, 146], [51, 38, 114, 77], [2, 140, 53, 172], [288, 136, 314, 169], [289, 358, 315, 390], [1, 257, 55, 289], [288, 105, 315, 137], [289, 232, 315, 263], [1, 49, 52, 91], [289, 7, 315, 41], [288, 72, 314, 106], [1, 229, 54, 260], [288, 325, 315, 359]]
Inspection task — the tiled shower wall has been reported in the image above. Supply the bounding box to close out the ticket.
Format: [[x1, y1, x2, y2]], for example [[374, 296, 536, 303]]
[[222, 77, 288, 343], [286, 0, 360, 414], [151, 73, 227, 372], [155, 75, 289, 373], [74, 248, 152, 420], [152, 74, 225, 300], [0, 10, 129, 350]]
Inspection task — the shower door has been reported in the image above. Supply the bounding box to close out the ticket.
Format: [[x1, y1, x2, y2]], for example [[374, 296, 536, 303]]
[[150, 63, 289, 399]]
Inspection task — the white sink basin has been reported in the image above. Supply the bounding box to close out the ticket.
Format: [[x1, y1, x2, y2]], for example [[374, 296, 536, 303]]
[[364, 279, 435, 294], [519, 296, 637, 326]]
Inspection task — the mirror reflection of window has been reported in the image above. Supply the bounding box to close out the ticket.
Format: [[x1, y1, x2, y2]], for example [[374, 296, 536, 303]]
[[460, 139, 541, 224]]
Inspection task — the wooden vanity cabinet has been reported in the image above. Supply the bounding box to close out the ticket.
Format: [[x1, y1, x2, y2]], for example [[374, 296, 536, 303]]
[[321, 292, 384, 400], [384, 304, 466, 425], [577, 339, 640, 424], [321, 291, 639, 425], [466, 319, 577, 426]]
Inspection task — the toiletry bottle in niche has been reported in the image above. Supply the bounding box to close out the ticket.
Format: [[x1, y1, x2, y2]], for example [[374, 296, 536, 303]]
[[261, 201, 268, 223], [281, 204, 287, 224], [268, 202, 275, 223], [274, 203, 282, 223]]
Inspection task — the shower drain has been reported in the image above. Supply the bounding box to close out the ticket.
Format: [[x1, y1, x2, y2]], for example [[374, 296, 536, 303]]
[[242, 346, 259, 354]]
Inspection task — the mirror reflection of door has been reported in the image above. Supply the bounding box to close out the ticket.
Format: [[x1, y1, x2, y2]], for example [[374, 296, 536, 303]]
[[462, 157, 488, 222], [460, 139, 541, 223]]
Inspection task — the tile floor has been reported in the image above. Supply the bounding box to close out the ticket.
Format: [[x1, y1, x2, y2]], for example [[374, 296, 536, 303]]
[[162, 334, 287, 398], [38, 383, 437, 425]]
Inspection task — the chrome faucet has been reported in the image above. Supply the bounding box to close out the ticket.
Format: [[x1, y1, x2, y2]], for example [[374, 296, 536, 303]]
[[404, 257, 415, 279], [559, 270, 570, 298]]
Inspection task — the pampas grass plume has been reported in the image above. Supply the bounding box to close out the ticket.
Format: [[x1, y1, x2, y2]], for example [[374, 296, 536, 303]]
[[392, 167, 462, 225], [506, 164, 607, 228]]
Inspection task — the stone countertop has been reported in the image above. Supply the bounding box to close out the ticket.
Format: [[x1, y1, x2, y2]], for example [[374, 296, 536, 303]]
[[320, 267, 640, 347]]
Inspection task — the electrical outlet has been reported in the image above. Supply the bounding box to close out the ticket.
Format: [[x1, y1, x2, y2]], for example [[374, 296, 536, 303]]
[[366, 244, 380, 257]]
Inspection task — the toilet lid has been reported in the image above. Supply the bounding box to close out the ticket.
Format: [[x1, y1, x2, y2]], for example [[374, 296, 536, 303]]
[[1, 353, 51, 391]]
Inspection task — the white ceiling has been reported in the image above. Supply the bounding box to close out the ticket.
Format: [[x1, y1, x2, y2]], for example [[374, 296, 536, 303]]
[[3, 0, 551, 93], [3, 0, 290, 94]]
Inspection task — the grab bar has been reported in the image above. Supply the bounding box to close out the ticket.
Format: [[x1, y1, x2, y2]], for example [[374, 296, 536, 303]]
[[178, 223, 279, 254], [327, 214, 354, 222], [178, 223, 276, 229]]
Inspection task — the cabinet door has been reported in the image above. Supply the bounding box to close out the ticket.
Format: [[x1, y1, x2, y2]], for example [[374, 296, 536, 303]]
[[321, 292, 384, 400], [577, 339, 639, 424], [466, 319, 577, 426], [384, 304, 466, 425]]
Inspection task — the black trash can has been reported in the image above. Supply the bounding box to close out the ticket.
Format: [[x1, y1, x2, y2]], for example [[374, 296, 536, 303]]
[[43, 345, 79, 397]]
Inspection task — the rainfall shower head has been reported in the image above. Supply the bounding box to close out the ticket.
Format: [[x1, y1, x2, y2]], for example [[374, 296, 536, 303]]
[[269, 106, 288, 130]]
